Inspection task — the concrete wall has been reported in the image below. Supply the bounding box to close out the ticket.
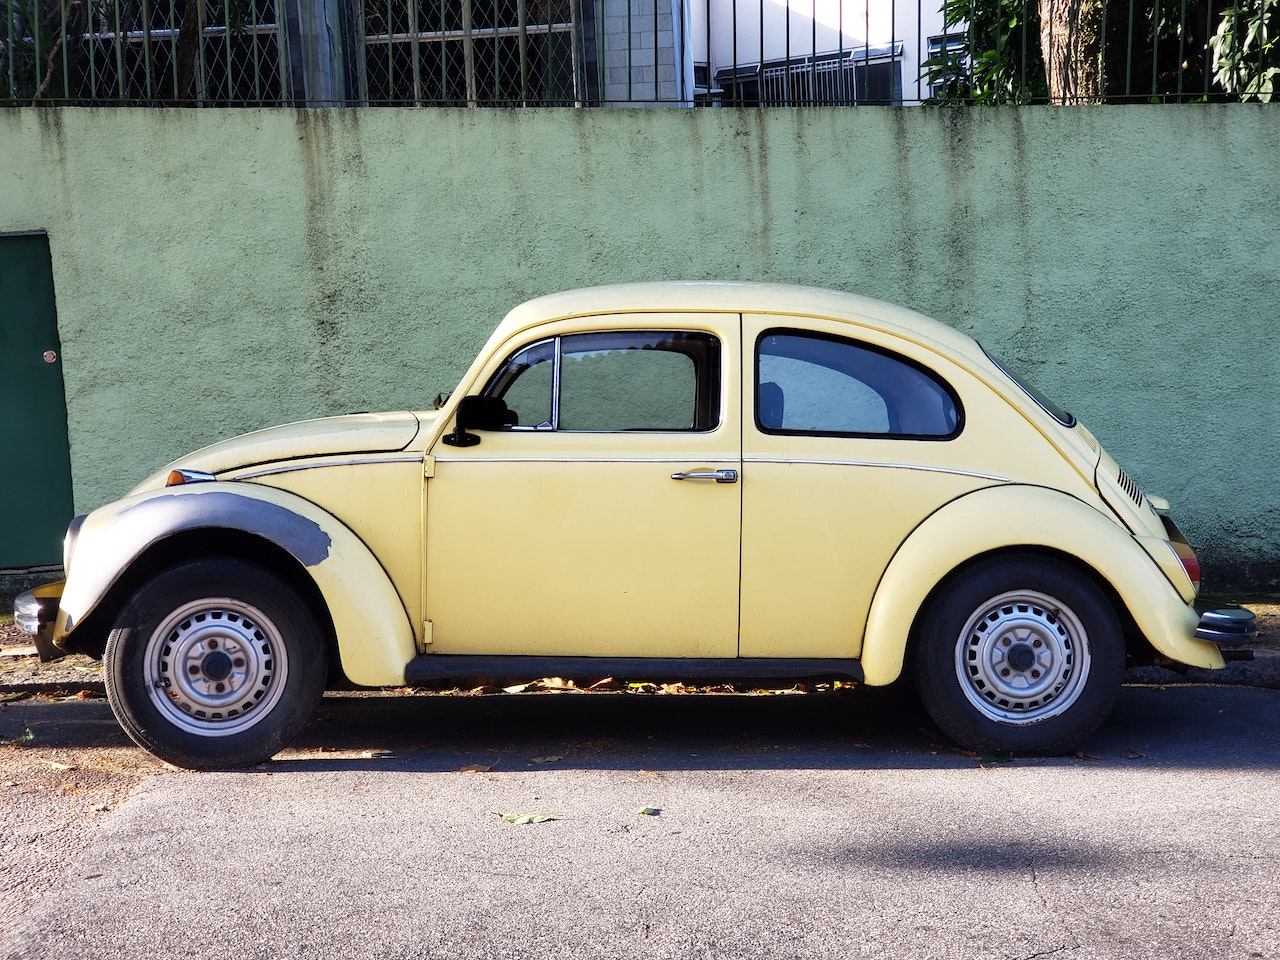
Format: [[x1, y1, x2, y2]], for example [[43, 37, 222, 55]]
[[0, 105, 1276, 588]]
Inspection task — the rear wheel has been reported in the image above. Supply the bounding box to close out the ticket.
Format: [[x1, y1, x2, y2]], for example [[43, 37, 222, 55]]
[[913, 555, 1124, 754], [104, 558, 327, 770]]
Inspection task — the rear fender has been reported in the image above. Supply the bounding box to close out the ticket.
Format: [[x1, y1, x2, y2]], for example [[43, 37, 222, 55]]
[[56, 483, 417, 686], [859, 485, 1224, 686]]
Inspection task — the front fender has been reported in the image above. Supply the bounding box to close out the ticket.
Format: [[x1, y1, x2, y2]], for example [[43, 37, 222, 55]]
[[56, 483, 417, 686], [858, 485, 1224, 686]]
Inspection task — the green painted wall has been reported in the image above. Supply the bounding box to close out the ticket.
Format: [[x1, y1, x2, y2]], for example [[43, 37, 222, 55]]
[[0, 106, 1276, 587]]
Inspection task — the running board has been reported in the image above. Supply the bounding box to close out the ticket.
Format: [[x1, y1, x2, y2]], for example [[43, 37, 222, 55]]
[[404, 655, 864, 687]]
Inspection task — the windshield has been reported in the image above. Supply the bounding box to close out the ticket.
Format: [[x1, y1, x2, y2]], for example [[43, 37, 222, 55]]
[[981, 346, 1076, 427]]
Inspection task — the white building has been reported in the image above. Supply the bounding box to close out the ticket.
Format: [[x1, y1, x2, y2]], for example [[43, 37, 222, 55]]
[[597, 0, 949, 105]]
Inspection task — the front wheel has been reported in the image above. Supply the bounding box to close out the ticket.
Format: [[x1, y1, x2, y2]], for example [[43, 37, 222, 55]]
[[104, 558, 328, 770], [913, 555, 1125, 755]]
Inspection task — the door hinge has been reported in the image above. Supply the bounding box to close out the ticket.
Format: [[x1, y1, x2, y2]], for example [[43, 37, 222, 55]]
[[423, 455, 436, 479], [422, 619, 434, 648]]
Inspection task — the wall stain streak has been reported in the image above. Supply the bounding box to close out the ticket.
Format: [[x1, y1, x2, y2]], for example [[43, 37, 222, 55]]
[[3, 107, 1278, 588]]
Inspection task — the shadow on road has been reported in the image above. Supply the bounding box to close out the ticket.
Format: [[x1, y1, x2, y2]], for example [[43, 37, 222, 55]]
[[3, 683, 1277, 774]]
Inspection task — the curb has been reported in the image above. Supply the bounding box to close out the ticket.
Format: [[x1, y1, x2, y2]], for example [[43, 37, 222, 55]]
[[1125, 649, 1280, 690]]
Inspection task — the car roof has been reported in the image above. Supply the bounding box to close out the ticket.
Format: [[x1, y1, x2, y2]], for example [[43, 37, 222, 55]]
[[496, 281, 983, 359]]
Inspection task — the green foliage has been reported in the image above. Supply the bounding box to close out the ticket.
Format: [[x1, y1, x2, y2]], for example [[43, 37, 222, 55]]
[[921, 0, 1048, 103], [924, 0, 1276, 103], [1210, 0, 1280, 101]]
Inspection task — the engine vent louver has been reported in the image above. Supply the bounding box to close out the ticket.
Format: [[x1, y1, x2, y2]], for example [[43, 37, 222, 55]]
[[1116, 466, 1142, 505]]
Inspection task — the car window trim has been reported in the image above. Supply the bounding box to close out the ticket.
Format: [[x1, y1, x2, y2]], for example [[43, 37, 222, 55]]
[[485, 329, 723, 434], [753, 327, 964, 442]]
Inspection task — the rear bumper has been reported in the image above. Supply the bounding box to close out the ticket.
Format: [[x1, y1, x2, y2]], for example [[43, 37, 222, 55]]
[[1194, 606, 1258, 646]]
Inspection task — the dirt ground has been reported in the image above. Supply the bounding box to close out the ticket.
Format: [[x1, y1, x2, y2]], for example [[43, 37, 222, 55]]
[[1, 595, 1278, 944]]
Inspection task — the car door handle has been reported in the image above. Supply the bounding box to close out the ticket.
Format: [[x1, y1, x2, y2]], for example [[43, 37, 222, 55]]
[[670, 469, 738, 483]]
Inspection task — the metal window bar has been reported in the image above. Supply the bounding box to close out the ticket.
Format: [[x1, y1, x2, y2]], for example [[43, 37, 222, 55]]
[[3, 0, 1277, 106]]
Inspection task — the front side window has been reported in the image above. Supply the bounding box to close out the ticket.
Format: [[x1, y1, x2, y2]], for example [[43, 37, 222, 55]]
[[756, 331, 960, 439], [486, 331, 721, 432]]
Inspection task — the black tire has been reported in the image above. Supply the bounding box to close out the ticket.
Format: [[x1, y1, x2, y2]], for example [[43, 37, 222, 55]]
[[104, 558, 327, 770], [913, 554, 1124, 755]]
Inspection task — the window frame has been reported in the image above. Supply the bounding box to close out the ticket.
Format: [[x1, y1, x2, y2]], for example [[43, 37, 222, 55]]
[[753, 328, 964, 441], [483, 329, 723, 434]]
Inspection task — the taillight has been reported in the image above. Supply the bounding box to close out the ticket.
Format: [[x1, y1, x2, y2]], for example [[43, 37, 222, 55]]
[[1180, 552, 1201, 592], [1169, 539, 1201, 592]]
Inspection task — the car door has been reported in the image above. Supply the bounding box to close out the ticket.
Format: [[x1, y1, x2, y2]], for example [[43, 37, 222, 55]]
[[424, 316, 741, 658], [739, 314, 994, 659]]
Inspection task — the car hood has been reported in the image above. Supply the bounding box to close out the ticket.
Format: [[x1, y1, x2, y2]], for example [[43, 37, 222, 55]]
[[131, 412, 421, 493]]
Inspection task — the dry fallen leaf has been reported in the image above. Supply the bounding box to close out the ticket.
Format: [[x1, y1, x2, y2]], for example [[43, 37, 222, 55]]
[[588, 677, 622, 691], [530, 755, 564, 764], [491, 810, 556, 825], [46, 760, 76, 771], [639, 769, 663, 778], [0, 727, 34, 746], [1072, 751, 1100, 763], [459, 763, 496, 773]]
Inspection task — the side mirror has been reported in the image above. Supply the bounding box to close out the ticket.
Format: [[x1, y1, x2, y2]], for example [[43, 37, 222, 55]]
[[442, 396, 515, 447]]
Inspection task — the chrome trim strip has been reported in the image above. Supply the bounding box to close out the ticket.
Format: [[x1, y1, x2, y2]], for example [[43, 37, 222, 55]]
[[435, 457, 740, 465], [235, 455, 423, 480], [432, 456, 1004, 482], [551, 336, 562, 430], [744, 458, 1009, 482]]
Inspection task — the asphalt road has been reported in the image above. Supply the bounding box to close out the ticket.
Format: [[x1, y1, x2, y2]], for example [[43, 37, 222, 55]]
[[3, 683, 1279, 960]]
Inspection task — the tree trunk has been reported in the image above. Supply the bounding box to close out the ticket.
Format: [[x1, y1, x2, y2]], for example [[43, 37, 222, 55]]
[[1038, 0, 1105, 103], [174, 0, 204, 102]]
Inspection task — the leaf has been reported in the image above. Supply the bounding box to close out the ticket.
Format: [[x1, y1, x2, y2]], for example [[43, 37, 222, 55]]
[[491, 810, 556, 825], [459, 762, 496, 773], [1072, 751, 1100, 763], [639, 769, 663, 778], [46, 760, 75, 771], [532, 677, 576, 691], [979, 754, 1014, 765], [530, 755, 564, 764], [637, 806, 661, 816], [588, 677, 621, 691], [1127, 750, 1146, 759], [0, 727, 34, 746], [0, 692, 30, 704]]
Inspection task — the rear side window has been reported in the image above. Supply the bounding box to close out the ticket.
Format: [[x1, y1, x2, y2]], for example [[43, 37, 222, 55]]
[[756, 330, 960, 439]]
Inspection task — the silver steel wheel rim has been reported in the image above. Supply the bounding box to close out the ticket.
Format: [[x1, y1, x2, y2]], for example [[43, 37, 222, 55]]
[[954, 590, 1091, 725], [143, 598, 289, 737]]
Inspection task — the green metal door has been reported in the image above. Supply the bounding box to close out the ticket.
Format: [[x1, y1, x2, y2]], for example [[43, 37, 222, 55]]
[[0, 233, 74, 567]]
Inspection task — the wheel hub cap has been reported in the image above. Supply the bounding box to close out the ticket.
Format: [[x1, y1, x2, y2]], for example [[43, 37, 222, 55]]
[[954, 590, 1092, 725], [200, 649, 234, 682], [143, 598, 290, 737]]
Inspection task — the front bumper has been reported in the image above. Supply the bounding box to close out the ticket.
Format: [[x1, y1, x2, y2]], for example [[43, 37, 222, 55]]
[[14, 581, 67, 662], [1194, 606, 1258, 647]]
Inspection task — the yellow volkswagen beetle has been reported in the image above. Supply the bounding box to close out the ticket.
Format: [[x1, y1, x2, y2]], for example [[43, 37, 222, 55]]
[[16, 282, 1255, 768]]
